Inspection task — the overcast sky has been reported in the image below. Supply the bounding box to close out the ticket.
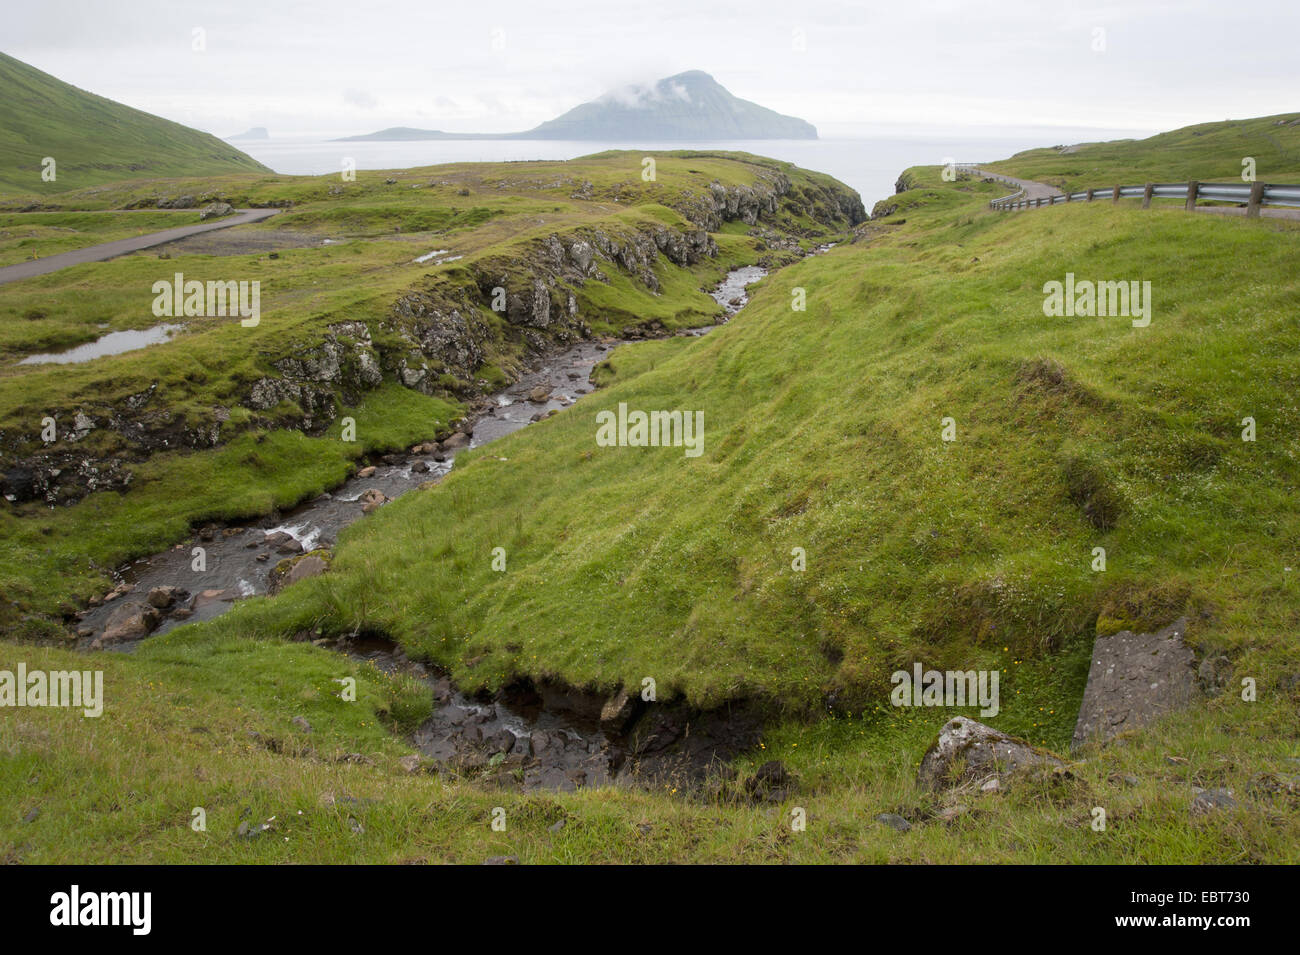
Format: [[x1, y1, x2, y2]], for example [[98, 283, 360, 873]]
[[5, 0, 1296, 140]]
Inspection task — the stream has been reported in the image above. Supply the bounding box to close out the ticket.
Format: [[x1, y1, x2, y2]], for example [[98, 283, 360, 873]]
[[72, 265, 773, 792]]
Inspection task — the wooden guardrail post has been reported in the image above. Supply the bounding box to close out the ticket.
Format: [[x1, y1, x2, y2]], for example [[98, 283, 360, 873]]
[[1065, 191, 1071, 203], [1185, 180, 1200, 212], [1142, 184, 1154, 209], [1112, 185, 1121, 203], [1247, 181, 1265, 218], [1086, 188, 1095, 201]]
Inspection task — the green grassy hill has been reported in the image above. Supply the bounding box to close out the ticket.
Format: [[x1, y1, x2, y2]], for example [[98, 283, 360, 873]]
[[0, 51, 268, 194], [984, 113, 1300, 190], [2, 135, 1297, 864], [0, 151, 860, 634], [206, 169, 1300, 721]]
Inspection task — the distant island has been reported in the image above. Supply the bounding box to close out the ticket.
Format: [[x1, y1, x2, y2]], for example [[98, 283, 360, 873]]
[[226, 126, 269, 141], [337, 71, 817, 142]]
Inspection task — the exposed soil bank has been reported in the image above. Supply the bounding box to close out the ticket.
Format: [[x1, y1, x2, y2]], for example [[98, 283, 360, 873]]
[[334, 632, 773, 796]]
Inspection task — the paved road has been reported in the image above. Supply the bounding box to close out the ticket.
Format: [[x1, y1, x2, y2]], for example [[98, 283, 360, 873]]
[[962, 166, 1063, 203], [0, 208, 280, 285]]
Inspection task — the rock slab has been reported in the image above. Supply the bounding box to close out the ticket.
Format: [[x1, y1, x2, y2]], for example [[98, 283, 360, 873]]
[[1071, 618, 1197, 751]]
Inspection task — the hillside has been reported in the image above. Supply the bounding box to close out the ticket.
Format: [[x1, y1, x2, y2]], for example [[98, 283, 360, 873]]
[[2, 132, 1298, 864], [984, 112, 1300, 190], [0, 150, 863, 636], [198, 168, 1300, 719], [0, 51, 269, 193], [339, 71, 817, 142]]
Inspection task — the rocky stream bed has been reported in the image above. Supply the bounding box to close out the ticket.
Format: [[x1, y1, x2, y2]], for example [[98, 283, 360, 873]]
[[68, 265, 784, 795]]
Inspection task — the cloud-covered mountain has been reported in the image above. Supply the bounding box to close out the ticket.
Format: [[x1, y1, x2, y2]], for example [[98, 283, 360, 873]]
[[337, 71, 817, 142]]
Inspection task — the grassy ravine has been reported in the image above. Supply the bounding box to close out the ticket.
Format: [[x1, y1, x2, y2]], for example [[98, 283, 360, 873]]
[[5, 128, 1300, 862], [0, 152, 853, 634]]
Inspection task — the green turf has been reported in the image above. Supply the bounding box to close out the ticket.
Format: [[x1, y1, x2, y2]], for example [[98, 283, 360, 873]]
[[984, 113, 1300, 191], [3, 130, 1296, 864]]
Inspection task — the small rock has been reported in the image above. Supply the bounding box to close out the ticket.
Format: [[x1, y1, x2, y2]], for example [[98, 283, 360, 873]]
[[484, 855, 518, 865], [980, 777, 1002, 793], [199, 201, 235, 221], [94, 600, 162, 647], [146, 585, 182, 609], [527, 386, 551, 403], [599, 686, 640, 732], [1191, 787, 1238, 814], [398, 754, 421, 773], [916, 717, 1063, 791], [936, 804, 968, 822], [291, 715, 313, 733], [283, 554, 328, 588], [875, 813, 912, 832], [356, 465, 376, 478]]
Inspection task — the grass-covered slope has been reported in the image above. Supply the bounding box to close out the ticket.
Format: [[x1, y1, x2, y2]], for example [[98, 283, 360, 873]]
[[195, 168, 1300, 726], [4, 164, 1297, 864], [0, 51, 268, 194], [984, 113, 1300, 190], [4, 154, 1299, 863], [0, 151, 860, 635]]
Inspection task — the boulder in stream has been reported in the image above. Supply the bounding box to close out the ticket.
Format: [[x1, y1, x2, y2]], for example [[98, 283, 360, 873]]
[[93, 601, 162, 648]]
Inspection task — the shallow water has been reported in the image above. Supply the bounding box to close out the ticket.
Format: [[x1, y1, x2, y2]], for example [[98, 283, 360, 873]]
[[19, 324, 184, 365], [76, 265, 767, 646]]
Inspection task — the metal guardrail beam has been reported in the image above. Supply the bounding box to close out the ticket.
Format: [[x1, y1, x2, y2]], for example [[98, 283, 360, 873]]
[[974, 170, 1300, 216]]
